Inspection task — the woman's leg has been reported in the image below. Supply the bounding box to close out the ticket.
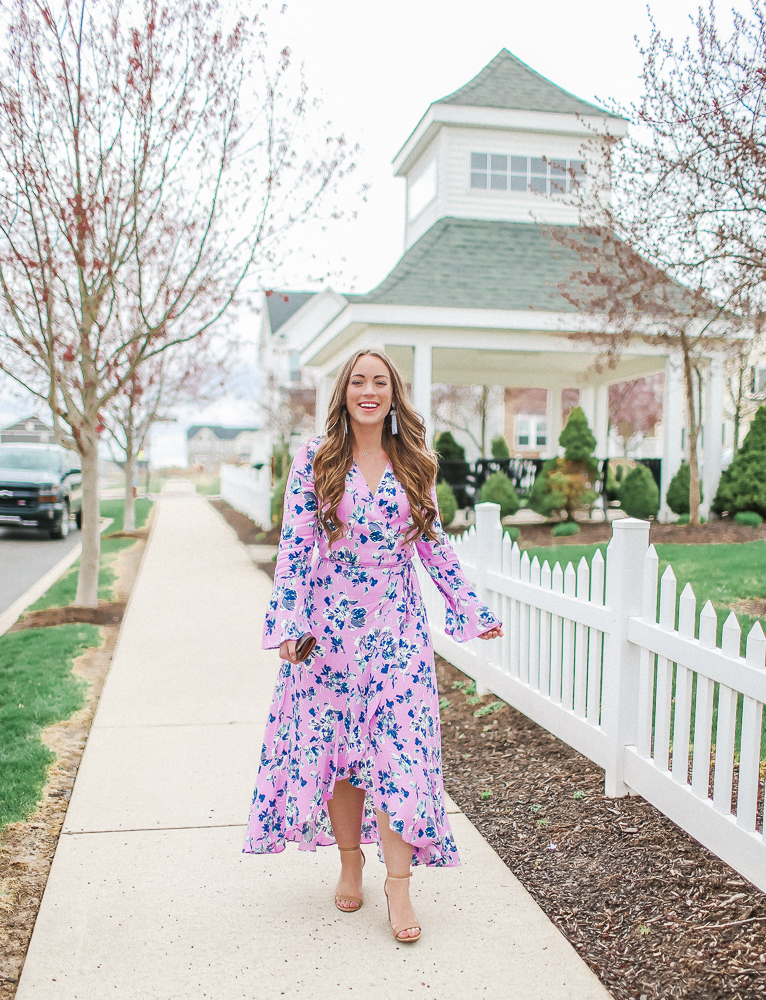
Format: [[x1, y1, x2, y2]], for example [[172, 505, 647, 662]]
[[376, 809, 420, 939], [327, 779, 367, 911]]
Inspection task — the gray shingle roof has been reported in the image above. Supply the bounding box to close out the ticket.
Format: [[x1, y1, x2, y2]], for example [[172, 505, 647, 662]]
[[186, 425, 257, 441], [437, 49, 623, 120], [348, 219, 581, 312], [265, 292, 316, 334]]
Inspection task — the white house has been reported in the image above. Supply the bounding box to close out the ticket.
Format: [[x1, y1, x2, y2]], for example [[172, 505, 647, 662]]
[[259, 49, 735, 518], [186, 425, 259, 472]]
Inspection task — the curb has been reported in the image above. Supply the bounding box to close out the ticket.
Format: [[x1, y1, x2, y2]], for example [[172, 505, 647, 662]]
[[0, 518, 114, 639]]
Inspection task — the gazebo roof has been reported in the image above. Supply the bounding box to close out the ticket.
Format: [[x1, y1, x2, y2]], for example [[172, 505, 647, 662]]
[[435, 49, 624, 121], [348, 219, 580, 312]]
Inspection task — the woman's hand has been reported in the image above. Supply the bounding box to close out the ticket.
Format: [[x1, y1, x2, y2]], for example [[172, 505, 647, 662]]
[[279, 639, 299, 662], [478, 625, 503, 640]]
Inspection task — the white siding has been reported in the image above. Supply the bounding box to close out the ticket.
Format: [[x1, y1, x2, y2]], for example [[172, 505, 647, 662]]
[[402, 125, 600, 247]]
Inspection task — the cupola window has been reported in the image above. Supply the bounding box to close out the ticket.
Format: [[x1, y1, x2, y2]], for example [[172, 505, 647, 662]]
[[471, 154, 585, 196]]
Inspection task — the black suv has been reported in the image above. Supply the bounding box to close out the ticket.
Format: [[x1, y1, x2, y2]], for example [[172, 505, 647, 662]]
[[0, 444, 83, 539]]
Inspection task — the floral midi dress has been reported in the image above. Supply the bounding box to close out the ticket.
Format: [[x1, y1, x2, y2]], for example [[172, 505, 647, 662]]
[[243, 437, 498, 867]]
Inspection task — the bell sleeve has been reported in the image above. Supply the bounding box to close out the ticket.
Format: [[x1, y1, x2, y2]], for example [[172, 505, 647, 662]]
[[415, 489, 500, 643], [262, 440, 319, 650]]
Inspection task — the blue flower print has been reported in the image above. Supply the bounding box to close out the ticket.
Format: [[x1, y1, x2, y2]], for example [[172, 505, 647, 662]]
[[243, 438, 499, 867]]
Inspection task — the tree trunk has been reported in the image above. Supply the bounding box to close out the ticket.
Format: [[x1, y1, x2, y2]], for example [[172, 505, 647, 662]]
[[124, 451, 137, 533], [75, 439, 101, 607], [682, 345, 702, 526]]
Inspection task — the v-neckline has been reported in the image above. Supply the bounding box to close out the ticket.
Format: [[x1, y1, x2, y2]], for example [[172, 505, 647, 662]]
[[352, 458, 390, 499]]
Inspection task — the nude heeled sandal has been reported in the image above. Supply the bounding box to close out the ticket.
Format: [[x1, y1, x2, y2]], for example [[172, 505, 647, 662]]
[[335, 846, 365, 913], [384, 872, 421, 943]]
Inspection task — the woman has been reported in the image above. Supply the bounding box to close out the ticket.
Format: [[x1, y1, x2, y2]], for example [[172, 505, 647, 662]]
[[244, 349, 502, 943]]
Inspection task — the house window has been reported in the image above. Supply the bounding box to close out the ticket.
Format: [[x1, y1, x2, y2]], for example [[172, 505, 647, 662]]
[[471, 154, 586, 196], [289, 351, 300, 383], [752, 365, 766, 395], [516, 415, 547, 449]]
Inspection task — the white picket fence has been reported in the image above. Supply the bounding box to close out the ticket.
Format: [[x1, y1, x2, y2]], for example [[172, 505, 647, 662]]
[[417, 503, 766, 892], [220, 464, 272, 530]]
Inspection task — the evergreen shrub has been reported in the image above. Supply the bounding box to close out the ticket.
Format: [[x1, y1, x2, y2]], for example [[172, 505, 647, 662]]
[[666, 461, 702, 515], [713, 406, 766, 517], [551, 522, 580, 537], [478, 471, 520, 518], [434, 431, 471, 508], [529, 407, 598, 520], [619, 465, 659, 519], [491, 435, 511, 459], [735, 510, 763, 527], [436, 480, 458, 527]]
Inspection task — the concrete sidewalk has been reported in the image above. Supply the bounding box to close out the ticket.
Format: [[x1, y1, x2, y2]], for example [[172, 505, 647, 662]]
[[17, 486, 612, 1000]]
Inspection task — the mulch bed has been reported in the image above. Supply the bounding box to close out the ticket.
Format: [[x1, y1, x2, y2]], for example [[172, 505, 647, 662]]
[[436, 655, 766, 1000], [8, 602, 125, 632], [210, 499, 279, 546]]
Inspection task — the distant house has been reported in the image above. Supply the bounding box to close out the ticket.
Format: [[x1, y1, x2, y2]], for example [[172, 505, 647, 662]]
[[186, 425, 258, 472], [1, 416, 56, 444]]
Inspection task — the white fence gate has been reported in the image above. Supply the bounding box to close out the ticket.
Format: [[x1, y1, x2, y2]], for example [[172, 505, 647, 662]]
[[220, 464, 272, 531], [417, 503, 766, 892]]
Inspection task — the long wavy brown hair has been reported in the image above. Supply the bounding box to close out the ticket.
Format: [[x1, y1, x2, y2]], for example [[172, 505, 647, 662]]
[[313, 349, 439, 546]]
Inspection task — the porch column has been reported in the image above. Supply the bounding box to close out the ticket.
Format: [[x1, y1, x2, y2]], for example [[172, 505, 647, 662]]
[[579, 387, 596, 433], [594, 384, 610, 459], [546, 386, 563, 459], [412, 343, 433, 445], [660, 356, 684, 522], [702, 356, 724, 518]]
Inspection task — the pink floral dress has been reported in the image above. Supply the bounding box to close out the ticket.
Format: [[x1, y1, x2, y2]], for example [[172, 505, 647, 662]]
[[243, 437, 498, 866]]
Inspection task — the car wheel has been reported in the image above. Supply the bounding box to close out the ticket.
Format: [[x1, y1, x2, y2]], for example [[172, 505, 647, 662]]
[[50, 505, 70, 539], [75, 508, 82, 530]]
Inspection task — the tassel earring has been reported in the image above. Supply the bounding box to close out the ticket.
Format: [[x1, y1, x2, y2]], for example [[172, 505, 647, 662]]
[[344, 411, 349, 434], [390, 404, 398, 436]]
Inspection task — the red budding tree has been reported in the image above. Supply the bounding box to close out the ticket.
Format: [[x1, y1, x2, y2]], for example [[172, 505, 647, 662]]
[[0, 0, 356, 604]]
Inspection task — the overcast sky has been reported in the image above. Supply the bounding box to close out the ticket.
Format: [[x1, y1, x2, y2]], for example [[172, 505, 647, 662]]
[[0, 0, 747, 463]]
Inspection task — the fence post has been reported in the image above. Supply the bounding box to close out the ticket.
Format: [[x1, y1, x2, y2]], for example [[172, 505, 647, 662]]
[[603, 517, 650, 797], [473, 501, 502, 696]]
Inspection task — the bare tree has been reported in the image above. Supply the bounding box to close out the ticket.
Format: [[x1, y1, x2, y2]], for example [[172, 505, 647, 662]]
[[103, 338, 227, 531], [608, 374, 664, 457], [432, 384, 501, 456], [0, 0, 356, 604]]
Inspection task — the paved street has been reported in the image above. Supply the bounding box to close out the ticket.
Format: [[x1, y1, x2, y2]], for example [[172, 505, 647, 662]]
[[0, 523, 81, 614]]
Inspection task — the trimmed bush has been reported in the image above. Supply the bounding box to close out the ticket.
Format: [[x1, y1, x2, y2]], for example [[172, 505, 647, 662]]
[[619, 465, 660, 519], [558, 406, 596, 462], [675, 513, 707, 525], [434, 431, 466, 461], [528, 407, 598, 520], [735, 510, 763, 527], [551, 521, 580, 537], [491, 434, 511, 459], [478, 470, 520, 518], [666, 461, 702, 515], [713, 406, 766, 517], [436, 480, 458, 527]]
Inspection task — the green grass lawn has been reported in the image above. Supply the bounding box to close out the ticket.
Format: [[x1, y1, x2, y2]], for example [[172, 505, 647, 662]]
[[0, 499, 153, 830], [31, 498, 152, 610], [523, 539, 766, 648], [0, 624, 98, 826]]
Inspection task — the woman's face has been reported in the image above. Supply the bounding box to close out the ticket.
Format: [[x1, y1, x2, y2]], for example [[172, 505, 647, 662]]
[[345, 354, 393, 433]]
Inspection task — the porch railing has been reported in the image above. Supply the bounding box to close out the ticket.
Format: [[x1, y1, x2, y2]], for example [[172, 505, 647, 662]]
[[416, 503, 766, 892]]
